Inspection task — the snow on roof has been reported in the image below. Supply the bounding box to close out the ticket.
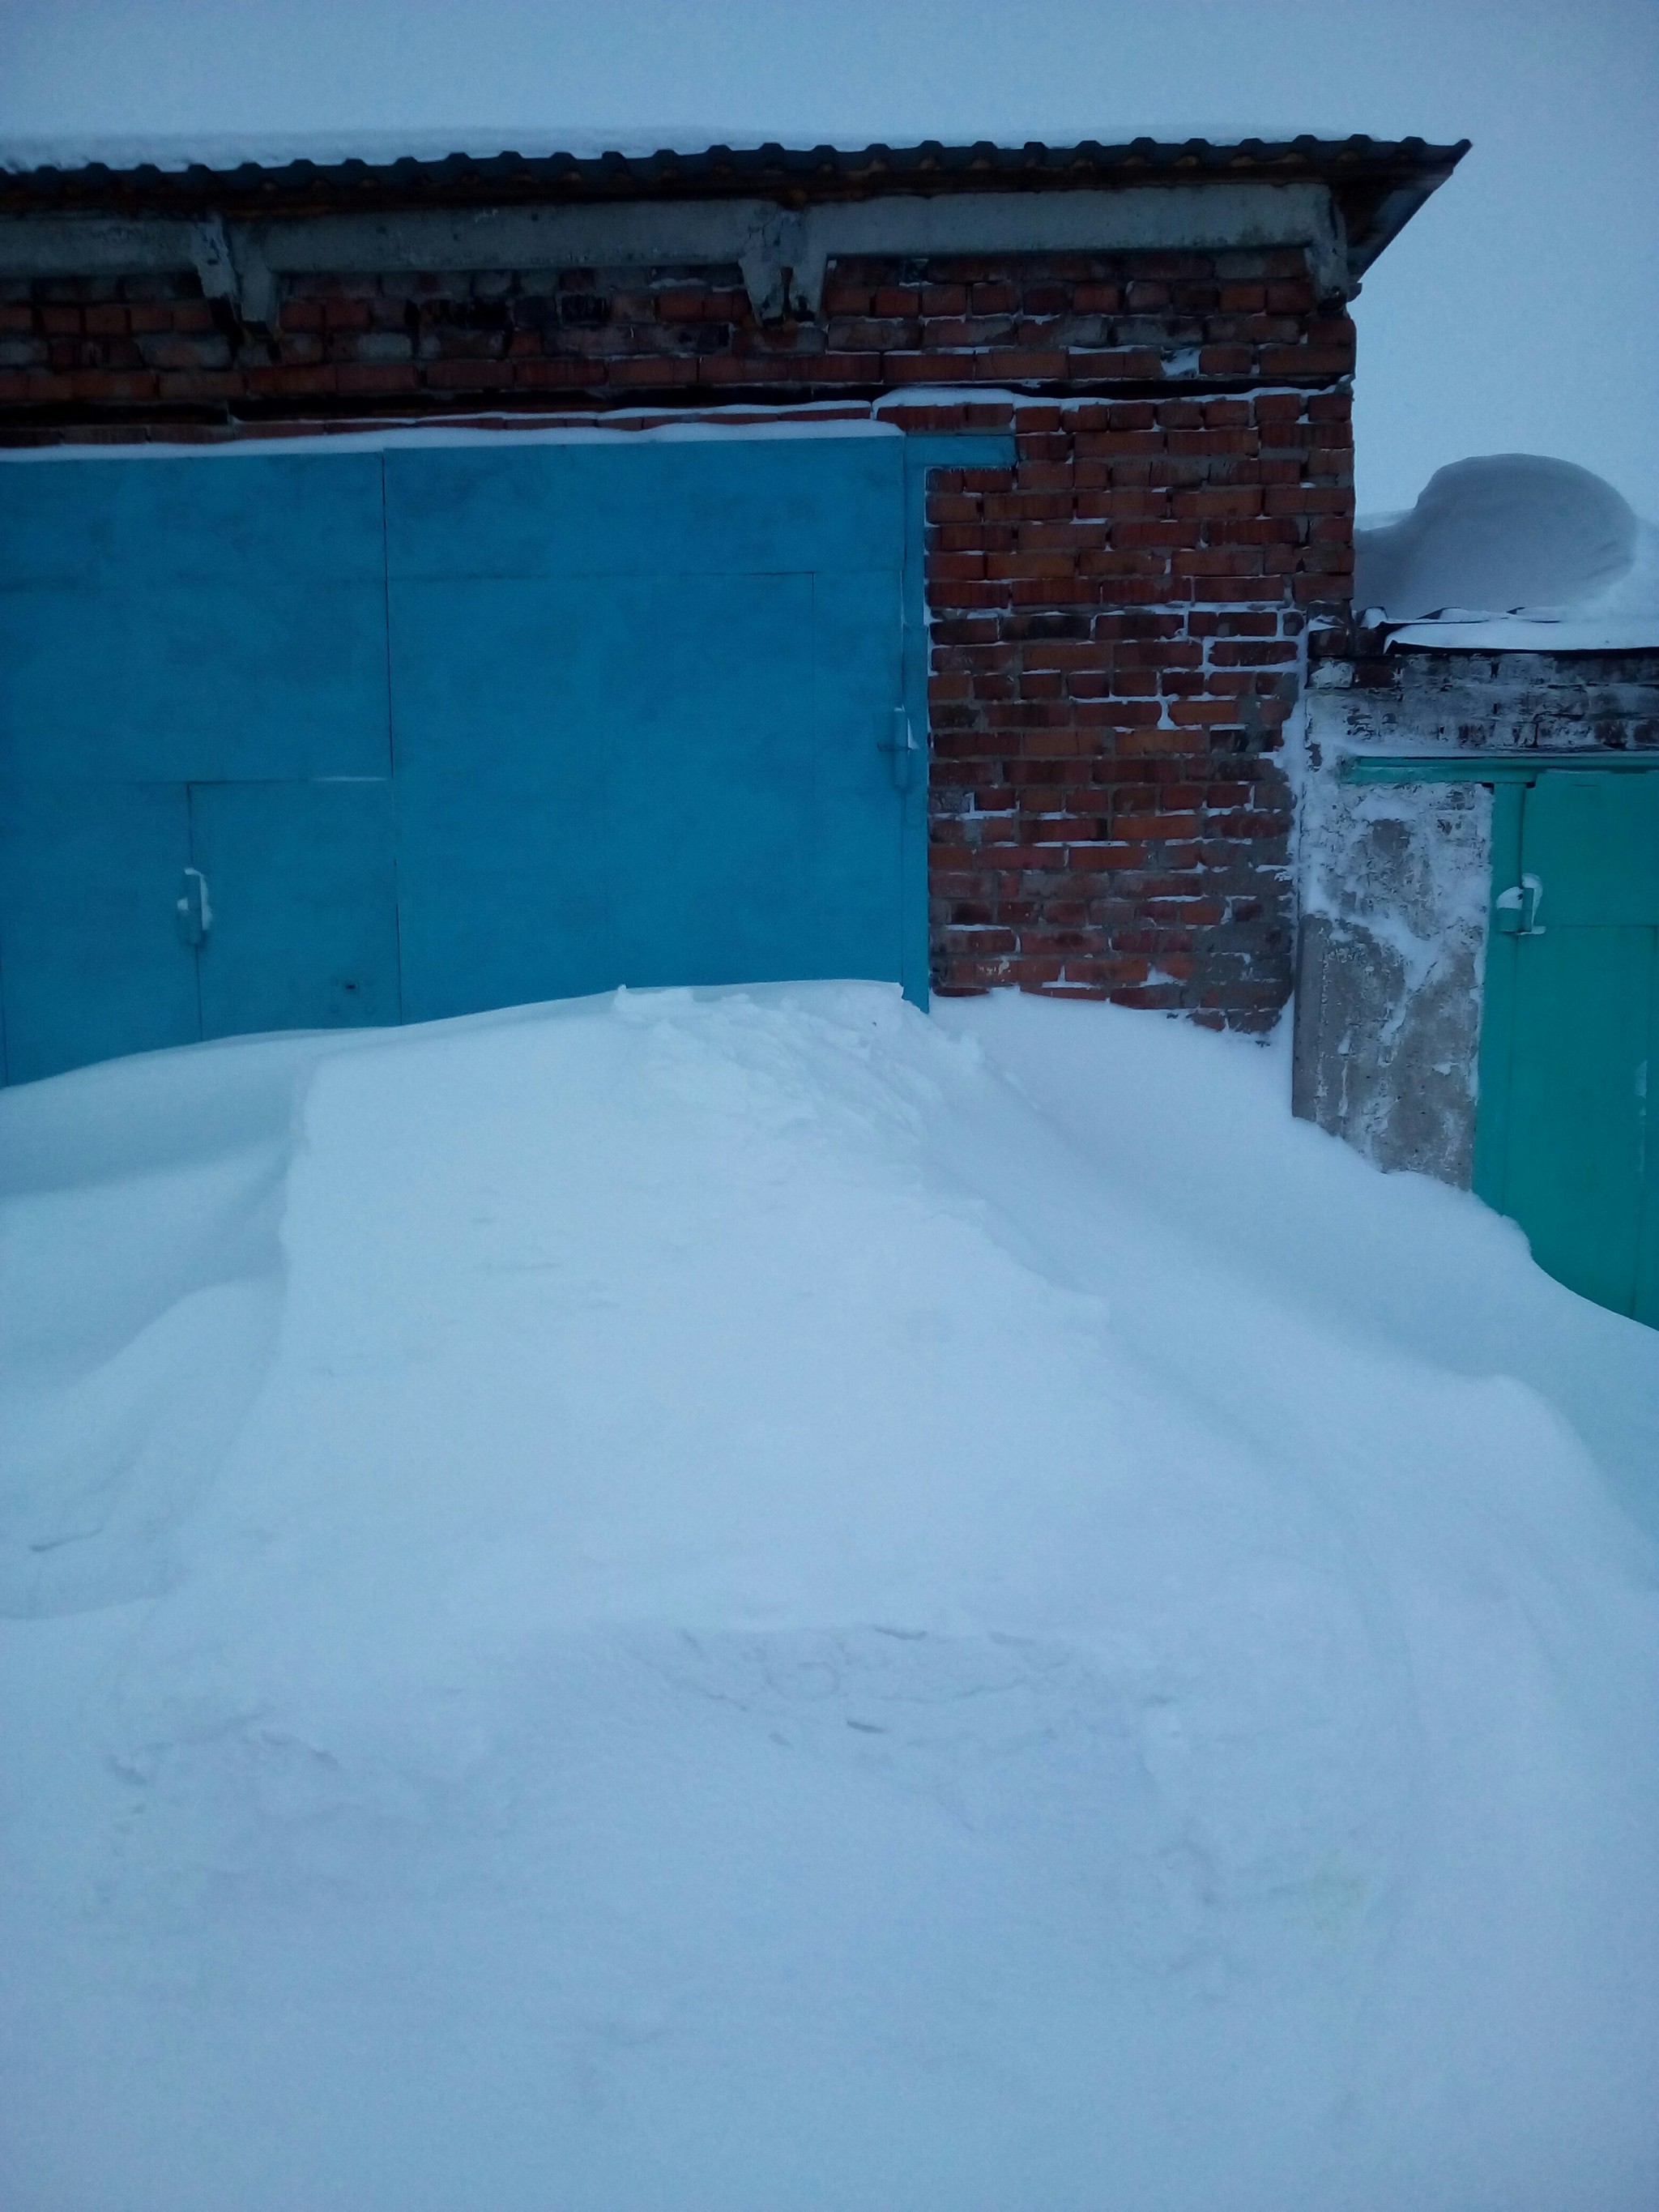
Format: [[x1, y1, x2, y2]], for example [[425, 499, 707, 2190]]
[[1354, 455, 1659, 652]]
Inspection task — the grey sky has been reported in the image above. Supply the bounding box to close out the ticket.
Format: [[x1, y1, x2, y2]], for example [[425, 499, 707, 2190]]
[[2, 0, 1654, 518]]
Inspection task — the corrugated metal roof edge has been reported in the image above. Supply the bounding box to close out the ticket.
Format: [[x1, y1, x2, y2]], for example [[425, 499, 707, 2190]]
[[0, 133, 1469, 203], [0, 135, 1470, 286]]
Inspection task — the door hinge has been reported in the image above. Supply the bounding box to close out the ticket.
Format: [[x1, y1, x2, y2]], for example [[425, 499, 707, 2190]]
[[175, 866, 213, 947], [879, 706, 920, 791], [1494, 872, 1545, 937]]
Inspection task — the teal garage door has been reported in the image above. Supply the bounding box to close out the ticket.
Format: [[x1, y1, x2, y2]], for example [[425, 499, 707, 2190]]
[[0, 429, 935, 1085], [1475, 770, 1659, 1324]]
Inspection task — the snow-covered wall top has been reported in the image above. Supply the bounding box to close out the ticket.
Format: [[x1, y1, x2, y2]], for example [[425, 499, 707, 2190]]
[[1354, 455, 1659, 652]]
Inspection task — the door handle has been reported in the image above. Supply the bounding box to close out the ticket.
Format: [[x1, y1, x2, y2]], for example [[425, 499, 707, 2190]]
[[879, 706, 920, 791], [175, 866, 213, 947], [1494, 872, 1545, 937]]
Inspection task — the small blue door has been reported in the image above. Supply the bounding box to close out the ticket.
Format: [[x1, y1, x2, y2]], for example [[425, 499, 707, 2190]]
[[0, 780, 199, 1079], [0, 453, 400, 1082]]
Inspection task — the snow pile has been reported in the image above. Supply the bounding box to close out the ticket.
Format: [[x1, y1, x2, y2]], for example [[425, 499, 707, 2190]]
[[1354, 454, 1659, 650], [2, 984, 1657, 2212]]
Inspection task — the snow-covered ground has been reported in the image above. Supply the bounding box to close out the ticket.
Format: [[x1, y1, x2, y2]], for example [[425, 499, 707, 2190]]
[[2, 984, 1657, 2211]]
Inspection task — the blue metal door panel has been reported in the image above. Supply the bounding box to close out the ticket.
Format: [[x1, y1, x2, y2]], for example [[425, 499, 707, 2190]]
[[390, 571, 836, 1020], [0, 451, 389, 784], [0, 453, 387, 587], [0, 583, 392, 784], [0, 451, 396, 1078], [190, 780, 402, 1039], [384, 432, 906, 579], [605, 574, 832, 992], [0, 780, 198, 1083], [387, 433, 911, 1023], [809, 566, 907, 975]]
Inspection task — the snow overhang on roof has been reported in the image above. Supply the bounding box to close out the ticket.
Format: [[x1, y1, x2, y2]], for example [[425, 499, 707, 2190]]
[[0, 135, 1468, 327], [1354, 456, 1659, 655]]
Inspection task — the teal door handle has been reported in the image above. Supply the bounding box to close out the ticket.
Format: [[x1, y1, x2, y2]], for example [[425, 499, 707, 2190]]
[[175, 865, 212, 947], [879, 707, 919, 791], [1494, 872, 1545, 936]]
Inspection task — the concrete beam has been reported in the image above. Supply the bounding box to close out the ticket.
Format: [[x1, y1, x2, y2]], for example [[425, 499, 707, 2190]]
[[0, 181, 1349, 329]]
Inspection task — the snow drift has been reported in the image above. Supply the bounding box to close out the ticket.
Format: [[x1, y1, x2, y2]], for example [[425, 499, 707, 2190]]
[[1354, 453, 1659, 650], [2, 984, 1657, 2212]]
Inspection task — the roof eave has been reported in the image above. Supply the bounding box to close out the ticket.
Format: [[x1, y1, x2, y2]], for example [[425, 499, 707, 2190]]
[[0, 134, 1472, 270]]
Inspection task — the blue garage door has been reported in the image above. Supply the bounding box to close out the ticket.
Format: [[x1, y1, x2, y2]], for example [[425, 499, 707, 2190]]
[[0, 429, 914, 1084]]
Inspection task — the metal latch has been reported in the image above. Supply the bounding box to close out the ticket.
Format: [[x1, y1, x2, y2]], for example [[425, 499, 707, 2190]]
[[879, 706, 920, 791], [1494, 873, 1545, 937], [176, 866, 213, 947]]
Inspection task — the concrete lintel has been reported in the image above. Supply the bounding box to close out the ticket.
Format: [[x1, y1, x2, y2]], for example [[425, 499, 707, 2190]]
[[0, 181, 1348, 328], [0, 213, 214, 276], [783, 184, 1348, 310]]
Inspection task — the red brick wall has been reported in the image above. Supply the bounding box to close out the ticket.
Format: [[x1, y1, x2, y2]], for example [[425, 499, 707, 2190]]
[[903, 384, 1350, 1024], [0, 246, 1356, 1027]]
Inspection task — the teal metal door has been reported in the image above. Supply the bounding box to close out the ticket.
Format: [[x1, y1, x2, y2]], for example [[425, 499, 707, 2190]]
[[1475, 771, 1659, 1323], [0, 453, 399, 1083], [0, 780, 198, 1079], [1, 430, 1013, 1085], [0, 777, 399, 1083], [383, 435, 911, 1024], [189, 781, 399, 1041]]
